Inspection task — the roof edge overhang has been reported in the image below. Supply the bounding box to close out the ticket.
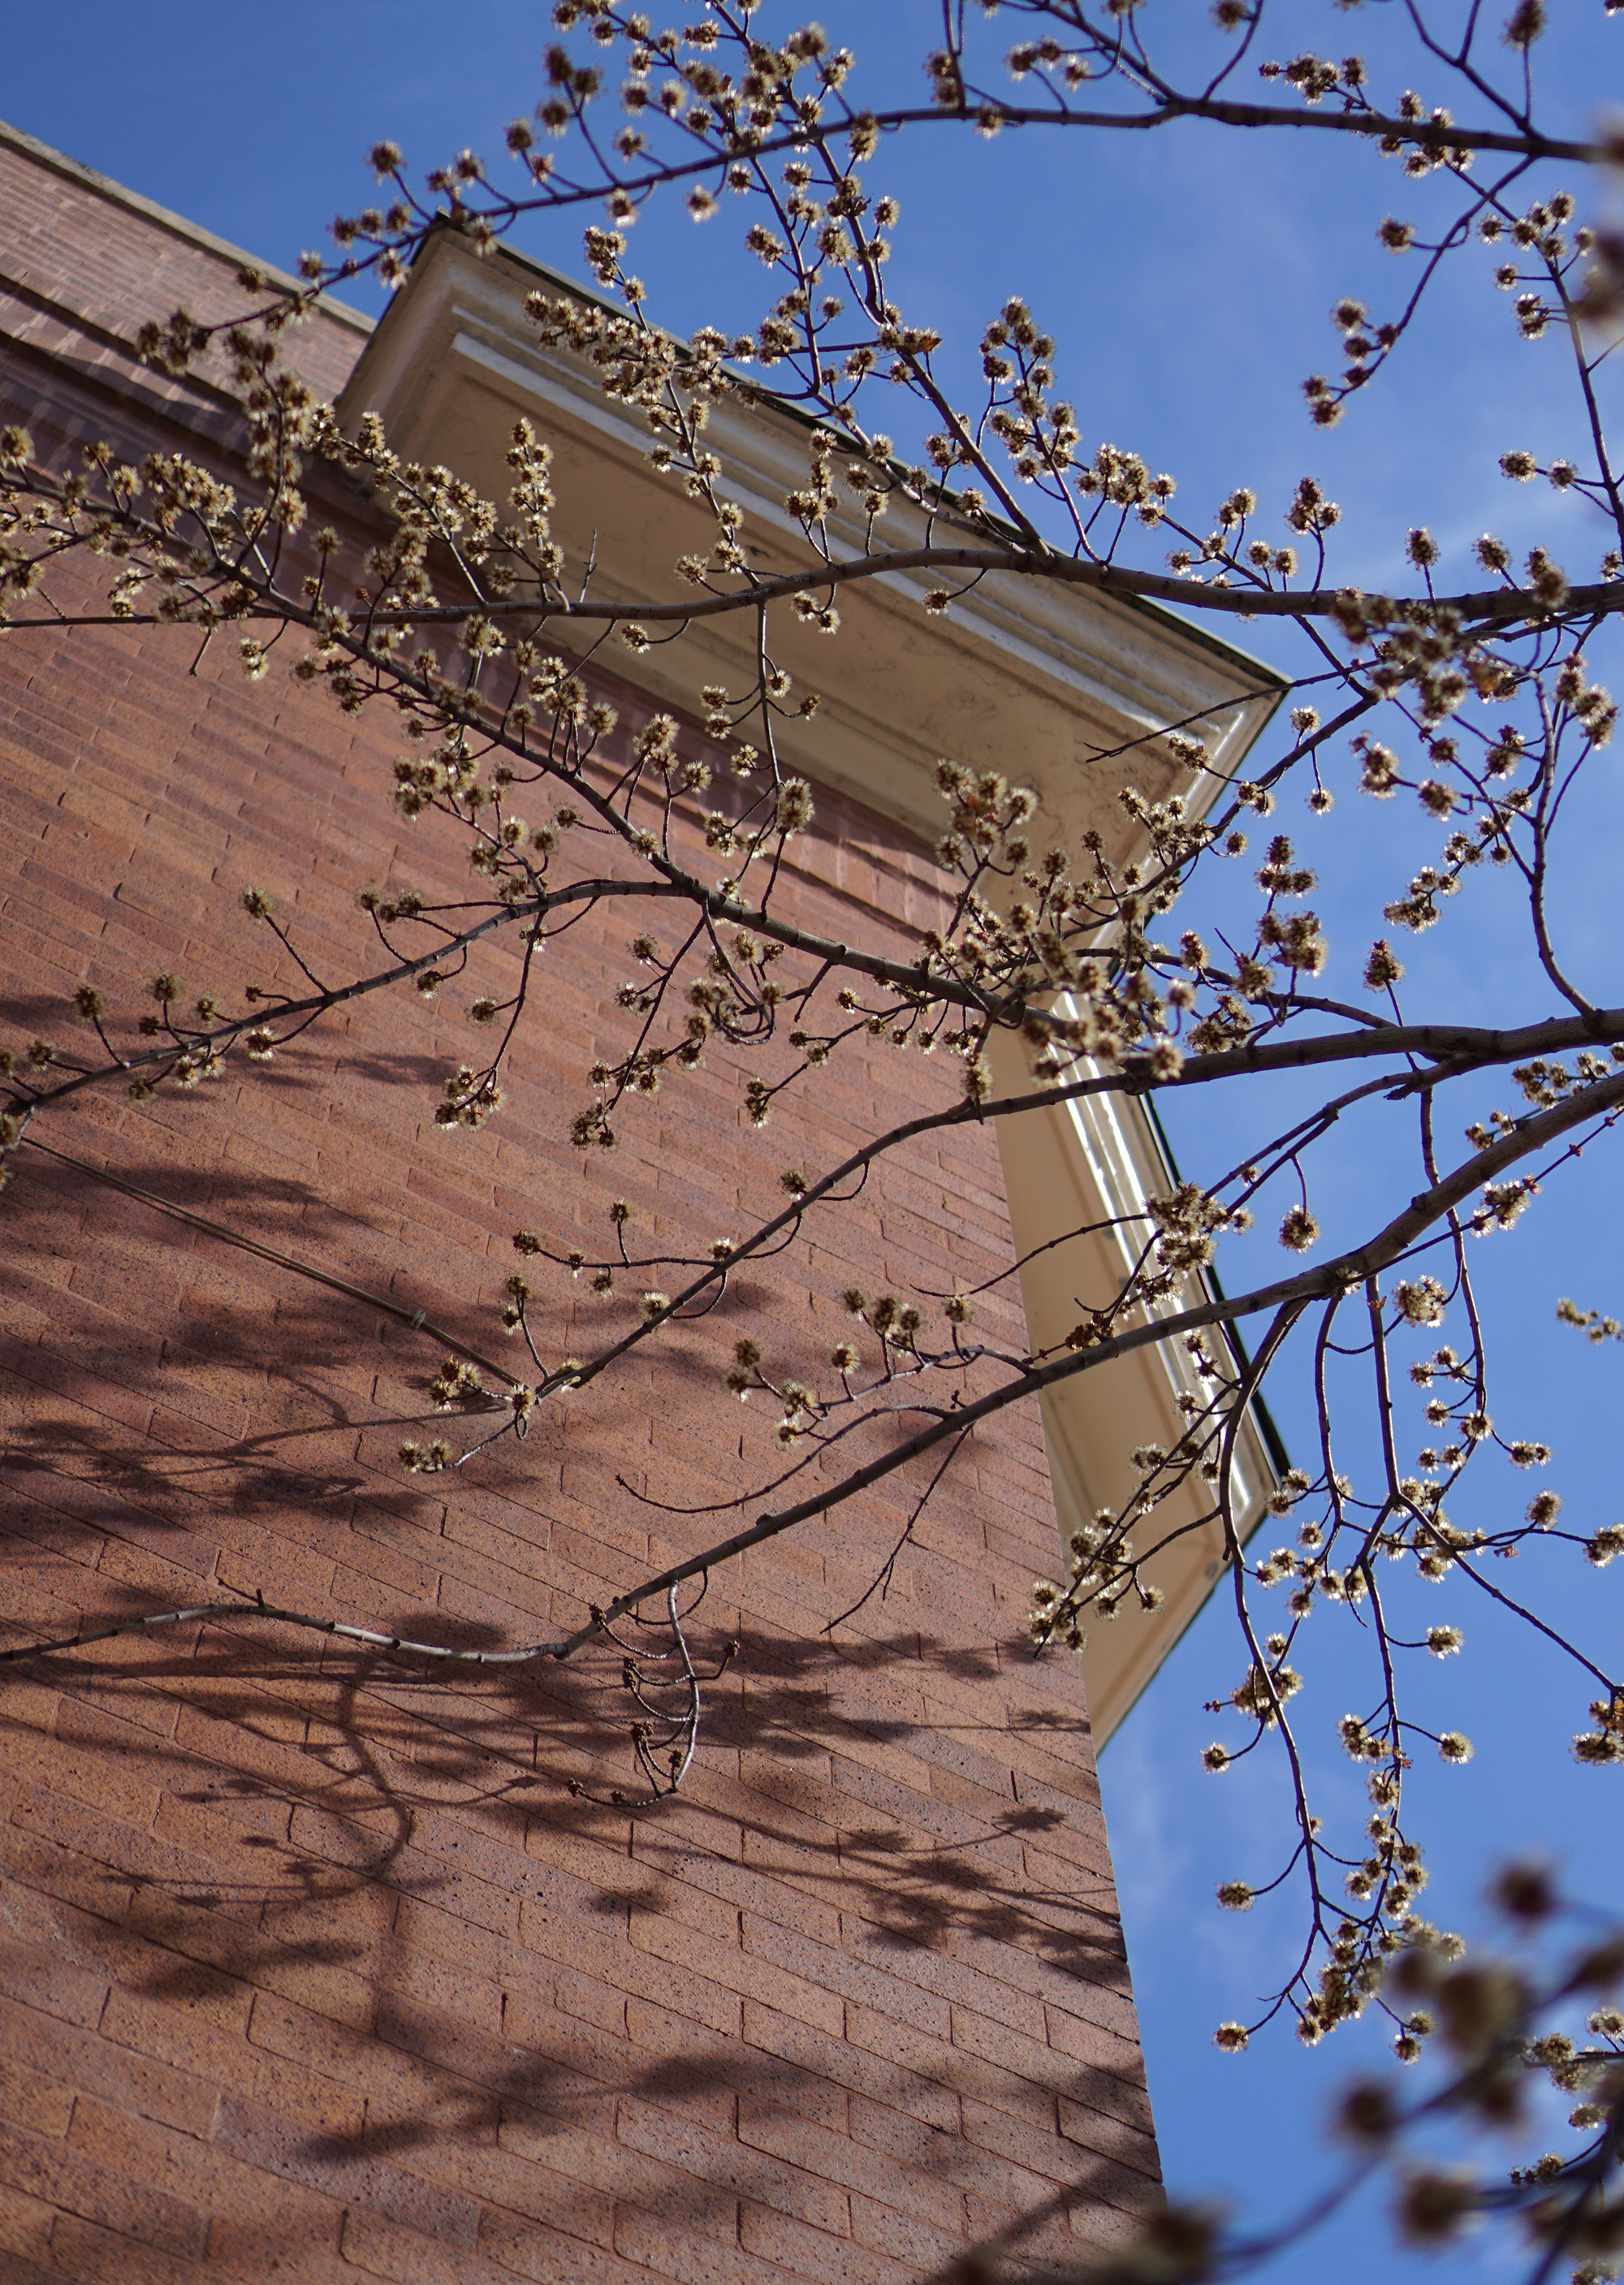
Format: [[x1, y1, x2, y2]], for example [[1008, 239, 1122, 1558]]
[[339, 227, 1286, 858], [339, 225, 1287, 1737]]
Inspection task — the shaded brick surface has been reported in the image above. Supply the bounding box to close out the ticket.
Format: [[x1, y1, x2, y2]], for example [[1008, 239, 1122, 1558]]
[[0, 132, 1160, 2283]]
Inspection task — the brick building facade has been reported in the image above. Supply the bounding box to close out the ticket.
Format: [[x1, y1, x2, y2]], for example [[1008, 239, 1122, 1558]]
[[0, 123, 1272, 2285]]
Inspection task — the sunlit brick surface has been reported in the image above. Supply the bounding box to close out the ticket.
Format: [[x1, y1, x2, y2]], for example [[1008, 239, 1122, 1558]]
[[0, 125, 1160, 2284]]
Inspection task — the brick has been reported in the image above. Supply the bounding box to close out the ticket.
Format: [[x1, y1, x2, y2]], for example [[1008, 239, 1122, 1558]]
[[1058, 2073, 1159, 2149], [1043, 2002, 1149, 2081], [342, 2206, 520, 2284], [743, 1916, 951, 2043], [495, 2106, 729, 2240], [0, 2183, 55, 2266], [737, 2097, 961, 2233], [623, 2001, 744, 2134], [0, 1912, 109, 2036], [472, 2209, 647, 2285], [214, 2095, 479, 2248], [629, 1907, 840, 2040], [737, 2202, 913, 2285], [0, 123, 1164, 2285], [124, 1890, 373, 2032], [747, 2001, 958, 2136], [847, 2193, 968, 2274], [37, 2215, 208, 2285], [0, 1993, 214, 2141], [0, 1811, 137, 1926], [615, 2096, 850, 2236], [965, 2097, 1156, 2214], [949, 2004, 1070, 2093], [0, 2119, 205, 2260]]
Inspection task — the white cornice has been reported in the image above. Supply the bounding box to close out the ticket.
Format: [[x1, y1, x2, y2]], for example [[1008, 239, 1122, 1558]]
[[339, 231, 1284, 1739], [339, 232, 1283, 855]]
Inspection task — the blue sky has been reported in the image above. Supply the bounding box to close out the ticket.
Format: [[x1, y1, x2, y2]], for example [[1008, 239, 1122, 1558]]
[[7, 6, 1624, 2275]]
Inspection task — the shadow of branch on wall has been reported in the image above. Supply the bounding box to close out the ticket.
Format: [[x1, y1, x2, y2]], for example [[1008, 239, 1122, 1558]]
[[0, 1610, 1154, 2265], [0, 1117, 1154, 2279]]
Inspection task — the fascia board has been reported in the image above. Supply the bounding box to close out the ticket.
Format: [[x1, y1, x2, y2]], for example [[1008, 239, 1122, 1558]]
[[986, 1026, 1277, 1747]]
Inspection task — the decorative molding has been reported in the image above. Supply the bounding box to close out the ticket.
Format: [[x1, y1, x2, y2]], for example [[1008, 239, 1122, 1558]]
[[339, 231, 1282, 851]]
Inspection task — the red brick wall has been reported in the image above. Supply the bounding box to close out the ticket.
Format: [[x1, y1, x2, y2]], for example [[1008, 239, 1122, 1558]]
[[0, 133, 1160, 2285], [0, 121, 368, 413]]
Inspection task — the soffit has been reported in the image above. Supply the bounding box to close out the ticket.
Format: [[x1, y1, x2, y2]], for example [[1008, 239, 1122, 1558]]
[[338, 231, 1283, 861]]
